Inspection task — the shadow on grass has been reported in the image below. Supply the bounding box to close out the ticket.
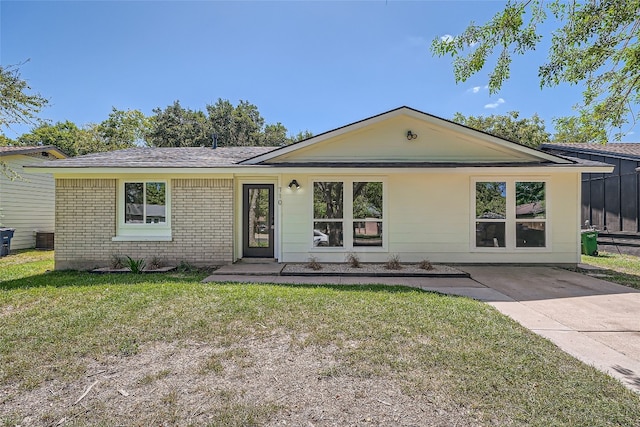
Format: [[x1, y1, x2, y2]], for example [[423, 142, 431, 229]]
[[0, 270, 208, 291], [207, 280, 453, 295]]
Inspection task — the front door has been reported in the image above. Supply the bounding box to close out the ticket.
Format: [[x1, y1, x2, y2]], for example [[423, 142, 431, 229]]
[[242, 184, 274, 258]]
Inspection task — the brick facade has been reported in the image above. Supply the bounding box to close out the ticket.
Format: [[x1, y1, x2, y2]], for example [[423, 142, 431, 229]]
[[55, 178, 234, 270]]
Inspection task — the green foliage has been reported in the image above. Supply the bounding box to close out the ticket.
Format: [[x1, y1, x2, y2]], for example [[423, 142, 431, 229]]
[[476, 182, 506, 218], [431, 1, 640, 142], [0, 134, 15, 146], [95, 107, 149, 149], [146, 99, 308, 148], [353, 182, 382, 219], [0, 63, 48, 129], [452, 111, 550, 148], [146, 100, 210, 148], [16, 121, 84, 156], [552, 115, 608, 143], [125, 256, 146, 274]]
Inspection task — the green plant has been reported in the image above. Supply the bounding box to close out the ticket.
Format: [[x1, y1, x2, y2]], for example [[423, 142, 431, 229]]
[[385, 254, 402, 270], [125, 256, 146, 274], [418, 259, 434, 271], [306, 256, 322, 271], [345, 252, 361, 268]]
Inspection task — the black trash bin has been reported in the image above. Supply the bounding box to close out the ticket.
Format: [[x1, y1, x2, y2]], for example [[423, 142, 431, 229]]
[[0, 228, 15, 257]]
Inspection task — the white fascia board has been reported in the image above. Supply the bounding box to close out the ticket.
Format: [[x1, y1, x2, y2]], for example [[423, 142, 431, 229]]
[[25, 163, 613, 178]]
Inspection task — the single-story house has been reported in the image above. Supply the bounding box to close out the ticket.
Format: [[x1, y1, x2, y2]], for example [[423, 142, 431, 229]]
[[27, 107, 613, 270], [0, 145, 67, 250]]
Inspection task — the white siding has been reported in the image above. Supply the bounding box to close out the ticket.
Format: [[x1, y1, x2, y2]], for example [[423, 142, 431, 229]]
[[278, 171, 581, 264], [0, 154, 56, 250], [270, 116, 542, 164]]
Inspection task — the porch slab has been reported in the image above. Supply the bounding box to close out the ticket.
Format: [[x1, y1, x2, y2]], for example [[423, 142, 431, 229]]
[[211, 261, 285, 276]]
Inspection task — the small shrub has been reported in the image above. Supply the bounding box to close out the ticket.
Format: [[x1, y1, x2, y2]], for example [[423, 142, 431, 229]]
[[149, 256, 163, 270], [125, 256, 146, 274], [418, 259, 434, 270], [110, 254, 125, 269], [306, 256, 322, 271], [177, 260, 197, 273], [385, 254, 402, 270], [346, 252, 361, 268]]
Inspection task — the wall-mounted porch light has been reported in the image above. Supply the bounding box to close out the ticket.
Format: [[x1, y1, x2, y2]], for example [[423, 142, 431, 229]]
[[288, 179, 300, 190], [406, 130, 418, 140]]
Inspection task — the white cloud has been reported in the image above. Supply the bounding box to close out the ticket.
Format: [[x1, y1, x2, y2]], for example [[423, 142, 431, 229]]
[[484, 98, 505, 109], [440, 34, 454, 43], [471, 86, 481, 93]]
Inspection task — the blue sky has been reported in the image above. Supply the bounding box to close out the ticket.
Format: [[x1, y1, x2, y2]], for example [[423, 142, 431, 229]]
[[1, 1, 594, 140]]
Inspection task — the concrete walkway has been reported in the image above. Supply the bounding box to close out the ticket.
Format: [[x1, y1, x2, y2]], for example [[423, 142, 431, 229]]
[[204, 266, 640, 393]]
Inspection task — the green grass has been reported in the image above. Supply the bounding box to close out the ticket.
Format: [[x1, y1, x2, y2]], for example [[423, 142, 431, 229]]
[[1, 251, 639, 426], [582, 251, 640, 289]]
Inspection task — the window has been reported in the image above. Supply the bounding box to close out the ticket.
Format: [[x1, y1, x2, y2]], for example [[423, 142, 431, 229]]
[[353, 182, 382, 247], [515, 182, 546, 247], [313, 182, 343, 247], [313, 179, 384, 249], [125, 182, 166, 224], [115, 180, 170, 241], [474, 179, 547, 250], [475, 182, 506, 247]]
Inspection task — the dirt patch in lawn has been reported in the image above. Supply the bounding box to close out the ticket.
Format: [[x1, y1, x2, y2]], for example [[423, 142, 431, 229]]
[[3, 335, 477, 426]]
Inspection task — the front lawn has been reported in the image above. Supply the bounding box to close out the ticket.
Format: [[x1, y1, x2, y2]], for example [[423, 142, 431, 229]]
[[582, 252, 640, 289], [1, 251, 639, 426]]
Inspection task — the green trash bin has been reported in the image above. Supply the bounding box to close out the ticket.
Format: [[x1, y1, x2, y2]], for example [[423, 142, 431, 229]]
[[581, 229, 598, 256]]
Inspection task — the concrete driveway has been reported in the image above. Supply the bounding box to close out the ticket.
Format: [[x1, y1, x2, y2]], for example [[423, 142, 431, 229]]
[[460, 266, 640, 393]]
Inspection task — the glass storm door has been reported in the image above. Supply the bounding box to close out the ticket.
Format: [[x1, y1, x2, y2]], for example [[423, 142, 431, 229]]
[[243, 184, 274, 258]]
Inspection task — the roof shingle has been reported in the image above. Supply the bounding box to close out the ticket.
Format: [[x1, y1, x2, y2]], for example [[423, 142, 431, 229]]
[[33, 146, 278, 168]]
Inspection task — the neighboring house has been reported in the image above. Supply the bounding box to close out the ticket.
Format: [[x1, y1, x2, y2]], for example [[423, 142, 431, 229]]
[[27, 107, 612, 270], [541, 143, 640, 233], [541, 142, 640, 254], [0, 146, 68, 250]]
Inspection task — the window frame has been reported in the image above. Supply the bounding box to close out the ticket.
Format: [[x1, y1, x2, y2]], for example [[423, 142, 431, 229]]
[[311, 177, 386, 251], [471, 177, 549, 252], [114, 179, 172, 241]]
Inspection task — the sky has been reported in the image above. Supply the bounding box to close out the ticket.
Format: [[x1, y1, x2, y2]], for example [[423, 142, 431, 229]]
[[0, 1, 612, 141]]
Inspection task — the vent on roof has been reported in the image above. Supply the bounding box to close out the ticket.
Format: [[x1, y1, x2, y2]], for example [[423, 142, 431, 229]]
[[212, 133, 218, 149]]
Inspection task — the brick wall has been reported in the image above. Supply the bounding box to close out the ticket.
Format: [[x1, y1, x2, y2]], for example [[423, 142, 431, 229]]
[[55, 178, 234, 270]]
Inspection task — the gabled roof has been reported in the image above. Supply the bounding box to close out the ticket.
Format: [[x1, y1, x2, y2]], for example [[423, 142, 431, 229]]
[[241, 106, 573, 165], [23, 108, 614, 173], [0, 145, 67, 159], [541, 143, 640, 161]]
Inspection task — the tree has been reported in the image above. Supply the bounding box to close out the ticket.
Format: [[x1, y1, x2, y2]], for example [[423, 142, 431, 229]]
[[206, 99, 264, 146], [96, 108, 149, 150], [145, 101, 211, 148], [17, 121, 86, 156], [552, 115, 608, 144], [0, 63, 48, 130], [262, 122, 288, 146], [452, 111, 550, 148], [431, 1, 640, 143]]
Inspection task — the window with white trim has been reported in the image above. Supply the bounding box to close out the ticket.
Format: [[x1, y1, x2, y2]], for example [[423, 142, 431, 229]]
[[115, 180, 171, 241], [313, 179, 384, 249], [125, 182, 167, 224], [474, 179, 547, 249]]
